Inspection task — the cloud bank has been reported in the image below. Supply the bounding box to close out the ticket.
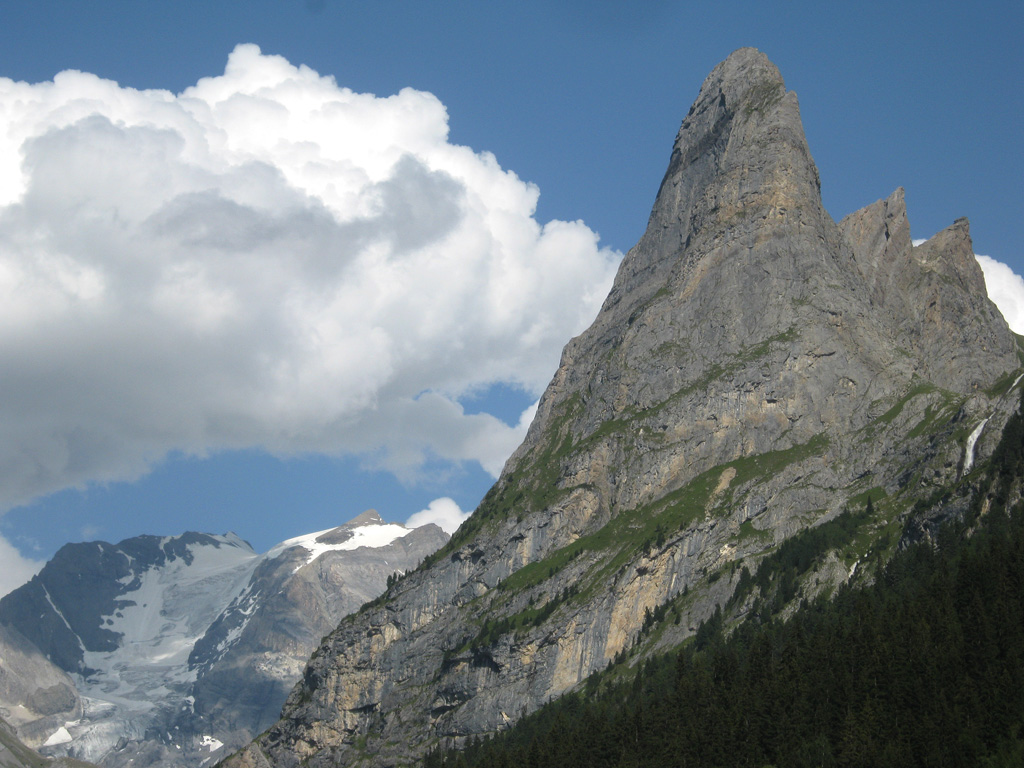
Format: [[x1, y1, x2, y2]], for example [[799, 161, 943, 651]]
[[976, 255, 1024, 334], [0, 537, 42, 598], [0, 44, 620, 513], [405, 497, 471, 535]]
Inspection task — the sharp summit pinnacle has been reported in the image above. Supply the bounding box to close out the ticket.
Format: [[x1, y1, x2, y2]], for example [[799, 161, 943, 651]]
[[223, 50, 1021, 768]]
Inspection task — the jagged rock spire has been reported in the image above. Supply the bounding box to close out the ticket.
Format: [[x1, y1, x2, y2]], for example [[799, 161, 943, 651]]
[[648, 47, 822, 251], [224, 49, 1020, 768], [598, 48, 825, 332]]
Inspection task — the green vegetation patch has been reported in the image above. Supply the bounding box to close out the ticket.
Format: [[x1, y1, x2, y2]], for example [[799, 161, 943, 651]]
[[494, 433, 831, 623], [872, 382, 938, 428], [986, 366, 1024, 398], [468, 584, 581, 648], [496, 540, 587, 595], [859, 381, 970, 448], [729, 499, 877, 614], [735, 518, 773, 545], [906, 392, 965, 439]]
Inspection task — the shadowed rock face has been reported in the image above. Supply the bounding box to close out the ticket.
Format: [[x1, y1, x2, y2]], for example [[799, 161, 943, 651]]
[[225, 48, 1020, 768]]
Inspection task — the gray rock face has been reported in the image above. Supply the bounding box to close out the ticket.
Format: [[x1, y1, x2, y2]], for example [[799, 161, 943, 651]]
[[0, 714, 96, 768], [0, 716, 43, 768], [0, 514, 447, 767], [181, 513, 448, 761], [226, 48, 1020, 768], [0, 623, 82, 750], [839, 188, 1011, 393]]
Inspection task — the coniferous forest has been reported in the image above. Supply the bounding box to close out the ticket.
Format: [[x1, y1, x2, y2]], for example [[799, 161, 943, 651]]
[[425, 396, 1024, 768]]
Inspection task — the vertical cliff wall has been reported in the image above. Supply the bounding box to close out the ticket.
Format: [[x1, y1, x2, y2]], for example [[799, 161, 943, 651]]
[[226, 48, 1020, 768]]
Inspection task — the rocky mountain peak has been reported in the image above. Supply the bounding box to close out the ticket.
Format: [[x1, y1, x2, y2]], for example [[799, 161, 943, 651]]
[[611, 48, 822, 322], [313, 509, 386, 545], [510, 43, 1014, 482], [840, 186, 913, 308], [838, 190, 1012, 392], [915, 216, 987, 293], [652, 45, 820, 226], [505, 48, 856, 486], [343, 508, 384, 526], [224, 50, 1021, 768], [841, 188, 988, 305]]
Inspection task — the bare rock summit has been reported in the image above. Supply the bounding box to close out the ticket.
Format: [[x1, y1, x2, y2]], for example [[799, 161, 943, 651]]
[[224, 47, 1021, 768]]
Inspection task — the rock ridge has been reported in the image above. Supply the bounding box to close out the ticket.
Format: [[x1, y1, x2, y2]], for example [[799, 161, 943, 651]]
[[224, 48, 1021, 768]]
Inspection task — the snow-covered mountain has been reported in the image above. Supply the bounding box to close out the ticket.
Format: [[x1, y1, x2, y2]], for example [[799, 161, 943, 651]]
[[0, 512, 447, 767]]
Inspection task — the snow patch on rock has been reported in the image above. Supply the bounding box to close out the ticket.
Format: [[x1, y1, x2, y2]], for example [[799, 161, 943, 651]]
[[43, 726, 73, 746], [267, 523, 413, 572], [201, 735, 224, 751]]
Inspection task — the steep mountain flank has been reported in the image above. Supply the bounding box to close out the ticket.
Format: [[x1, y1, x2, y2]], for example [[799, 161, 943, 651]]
[[0, 624, 82, 752], [0, 716, 49, 768], [0, 715, 95, 768], [225, 48, 1021, 768], [182, 512, 448, 763], [0, 514, 446, 767], [426, 396, 1024, 766]]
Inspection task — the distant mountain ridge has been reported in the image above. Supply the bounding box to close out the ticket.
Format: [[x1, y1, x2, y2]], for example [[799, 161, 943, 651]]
[[0, 512, 448, 767], [223, 48, 1023, 767]]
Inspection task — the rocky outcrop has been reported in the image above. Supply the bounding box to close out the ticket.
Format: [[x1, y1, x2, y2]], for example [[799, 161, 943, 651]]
[[0, 716, 44, 768], [225, 48, 1021, 768], [839, 188, 1012, 393], [0, 624, 82, 751]]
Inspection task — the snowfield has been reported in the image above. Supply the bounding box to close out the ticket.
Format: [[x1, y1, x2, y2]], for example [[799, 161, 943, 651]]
[[267, 522, 413, 571]]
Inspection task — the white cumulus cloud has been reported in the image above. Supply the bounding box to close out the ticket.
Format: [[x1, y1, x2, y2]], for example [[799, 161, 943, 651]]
[[976, 254, 1024, 334], [0, 44, 620, 512], [0, 535, 42, 598], [404, 402, 537, 535], [406, 497, 471, 535]]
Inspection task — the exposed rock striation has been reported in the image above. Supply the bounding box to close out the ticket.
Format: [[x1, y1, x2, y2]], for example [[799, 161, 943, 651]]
[[225, 48, 1021, 768]]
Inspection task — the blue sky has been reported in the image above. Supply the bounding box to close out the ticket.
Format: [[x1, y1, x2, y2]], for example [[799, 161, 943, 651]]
[[0, 0, 1021, 592]]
